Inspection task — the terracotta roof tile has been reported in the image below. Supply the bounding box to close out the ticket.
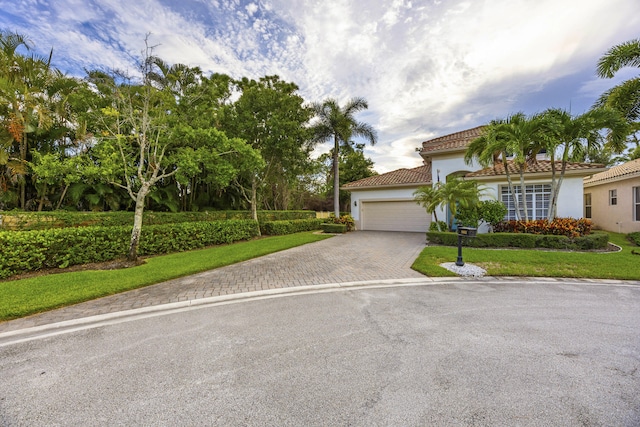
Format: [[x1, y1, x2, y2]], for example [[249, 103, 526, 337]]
[[343, 164, 432, 189], [465, 160, 605, 178], [583, 158, 640, 184], [420, 126, 485, 154]]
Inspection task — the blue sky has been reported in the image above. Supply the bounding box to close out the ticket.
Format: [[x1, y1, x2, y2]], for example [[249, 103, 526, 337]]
[[1, 0, 639, 173]]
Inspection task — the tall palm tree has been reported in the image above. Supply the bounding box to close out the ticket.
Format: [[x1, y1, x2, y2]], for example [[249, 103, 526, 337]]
[[310, 97, 377, 217], [465, 113, 543, 221], [539, 108, 628, 220]]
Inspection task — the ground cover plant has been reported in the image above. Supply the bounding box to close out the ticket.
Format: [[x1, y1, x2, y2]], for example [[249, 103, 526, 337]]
[[0, 232, 332, 321], [412, 232, 640, 280]]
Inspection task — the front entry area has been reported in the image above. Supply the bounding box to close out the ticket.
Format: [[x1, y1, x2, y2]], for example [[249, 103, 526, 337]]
[[360, 200, 430, 232]]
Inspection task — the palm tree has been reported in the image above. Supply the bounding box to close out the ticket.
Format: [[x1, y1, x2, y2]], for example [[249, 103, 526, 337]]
[[0, 31, 58, 208], [465, 114, 543, 221], [539, 108, 628, 220], [310, 97, 377, 217], [414, 178, 482, 231], [595, 38, 640, 155], [595, 39, 640, 122], [414, 184, 442, 225]]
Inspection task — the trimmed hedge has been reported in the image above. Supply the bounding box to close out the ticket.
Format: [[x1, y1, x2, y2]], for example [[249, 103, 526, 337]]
[[321, 223, 347, 233], [260, 219, 324, 235], [0, 210, 316, 231], [628, 232, 640, 246], [0, 220, 259, 279], [426, 230, 609, 250]]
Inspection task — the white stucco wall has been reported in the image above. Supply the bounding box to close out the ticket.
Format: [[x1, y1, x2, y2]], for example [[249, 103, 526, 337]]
[[478, 176, 585, 219]]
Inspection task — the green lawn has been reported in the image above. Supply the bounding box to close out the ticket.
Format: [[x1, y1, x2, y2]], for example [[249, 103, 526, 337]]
[[0, 232, 332, 322], [412, 232, 640, 280]]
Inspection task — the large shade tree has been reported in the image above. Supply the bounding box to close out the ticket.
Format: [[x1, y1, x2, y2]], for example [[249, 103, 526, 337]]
[[89, 43, 259, 260], [221, 75, 312, 223], [310, 97, 377, 217]]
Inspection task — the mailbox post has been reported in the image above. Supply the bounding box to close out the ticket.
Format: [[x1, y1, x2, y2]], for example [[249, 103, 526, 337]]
[[455, 224, 477, 266]]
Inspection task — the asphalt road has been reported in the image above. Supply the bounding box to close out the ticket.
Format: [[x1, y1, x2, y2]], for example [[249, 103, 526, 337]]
[[1, 279, 639, 426]]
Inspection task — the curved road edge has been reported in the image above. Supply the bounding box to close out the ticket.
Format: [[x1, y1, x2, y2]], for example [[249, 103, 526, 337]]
[[1, 276, 639, 347]]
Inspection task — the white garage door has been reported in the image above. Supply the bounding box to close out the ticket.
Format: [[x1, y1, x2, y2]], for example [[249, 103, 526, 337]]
[[361, 200, 430, 232]]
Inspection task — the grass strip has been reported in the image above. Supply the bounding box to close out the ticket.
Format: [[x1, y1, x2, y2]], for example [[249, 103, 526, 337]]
[[412, 232, 640, 280], [0, 232, 332, 321]]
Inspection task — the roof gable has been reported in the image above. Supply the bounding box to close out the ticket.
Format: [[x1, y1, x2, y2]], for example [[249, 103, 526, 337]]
[[343, 164, 432, 189], [420, 126, 485, 155], [584, 158, 640, 185]]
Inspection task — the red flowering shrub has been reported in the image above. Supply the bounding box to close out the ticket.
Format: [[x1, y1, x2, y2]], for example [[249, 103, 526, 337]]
[[493, 218, 592, 238]]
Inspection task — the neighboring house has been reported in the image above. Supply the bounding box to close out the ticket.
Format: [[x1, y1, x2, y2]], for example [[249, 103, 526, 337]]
[[344, 127, 606, 232], [583, 158, 640, 234]]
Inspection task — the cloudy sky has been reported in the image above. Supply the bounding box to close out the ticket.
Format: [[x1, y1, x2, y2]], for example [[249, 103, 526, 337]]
[[1, 0, 639, 172]]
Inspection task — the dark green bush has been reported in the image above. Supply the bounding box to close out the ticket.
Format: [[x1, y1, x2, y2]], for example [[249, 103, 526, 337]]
[[0, 220, 259, 279], [260, 219, 324, 235], [426, 230, 608, 250], [628, 232, 640, 246], [429, 220, 448, 232], [0, 210, 316, 231], [321, 223, 347, 233]]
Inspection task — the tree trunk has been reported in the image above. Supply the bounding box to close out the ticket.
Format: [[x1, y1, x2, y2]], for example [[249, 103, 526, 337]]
[[19, 130, 28, 209], [503, 154, 521, 221], [519, 167, 528, 221], [56, 183, 70, 210], [251, 175, 260, 236], [37, 183, 47, 212], [547, 154, 557, 221], [128, 185, 150, 261], [333, 135, 340, 218]]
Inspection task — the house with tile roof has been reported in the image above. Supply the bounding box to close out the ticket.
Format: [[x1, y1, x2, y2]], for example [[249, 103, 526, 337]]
[[343, 127, 607, 232], [583, 158, 640, 233]]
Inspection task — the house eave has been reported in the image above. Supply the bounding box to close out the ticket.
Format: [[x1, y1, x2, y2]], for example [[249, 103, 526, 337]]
[[341, 181, 431, 191], [467, 167, 607, 182], [584, 171, 640, 187]]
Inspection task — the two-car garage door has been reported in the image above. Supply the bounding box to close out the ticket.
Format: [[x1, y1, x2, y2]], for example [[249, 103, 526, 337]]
[[360, 200, 430, 232]]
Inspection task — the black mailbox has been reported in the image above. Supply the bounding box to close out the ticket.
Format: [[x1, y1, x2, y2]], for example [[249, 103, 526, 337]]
[[457, 227, 477, 237], [455, 226, 477, 266]]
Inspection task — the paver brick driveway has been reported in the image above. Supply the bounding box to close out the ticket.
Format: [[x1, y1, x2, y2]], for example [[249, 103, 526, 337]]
[[0, 231, 427, 332]]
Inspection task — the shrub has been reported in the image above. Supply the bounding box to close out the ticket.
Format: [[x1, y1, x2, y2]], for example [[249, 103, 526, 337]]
[[494, 218, 592, 238], [260, 219, 324, 235], [321, 223, 347, 233], [429, 220, 448, 232], [456, 205, 479, 228], [628, 232, 640, 246], [426, 230, 608, 250], [0, 220, 259, 279], [477, 200, 508, 231], [326, 214, 355, 231]]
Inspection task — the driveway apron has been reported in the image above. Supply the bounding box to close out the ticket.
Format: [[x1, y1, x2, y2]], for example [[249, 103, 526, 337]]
[[0, 231, 427, 332]]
